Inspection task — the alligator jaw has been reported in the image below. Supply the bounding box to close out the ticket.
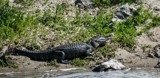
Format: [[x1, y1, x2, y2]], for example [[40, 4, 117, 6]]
[[87, 35, 112, 48]]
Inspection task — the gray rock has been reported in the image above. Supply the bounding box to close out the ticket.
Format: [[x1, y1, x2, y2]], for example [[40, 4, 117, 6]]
[[112, 3, 136, 22], [154, 60, 160, 68], [153, 44, 160, 58], [92, 59, 126, 72], [152, 44, 160, 68]]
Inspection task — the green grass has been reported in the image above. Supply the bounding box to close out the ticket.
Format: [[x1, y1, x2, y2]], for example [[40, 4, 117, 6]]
[[112, 18, 137, 47], [0, 0, 8, 8], [0, 4, 38, 44], [0, 56, 17, 68], [70, 58, 88, 67], [47, 59, 59, 67], [92, 0, 138, 7], [14, 0, 37, 6]]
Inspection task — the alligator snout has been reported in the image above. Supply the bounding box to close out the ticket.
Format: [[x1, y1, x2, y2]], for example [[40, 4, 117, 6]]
[[98, 35, 112, 42], [87, 35, 112, 48]]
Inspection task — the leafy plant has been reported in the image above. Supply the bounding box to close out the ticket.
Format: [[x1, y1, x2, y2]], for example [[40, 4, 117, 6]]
[[149, 15, 160, 27], [0, 0, 8, 8], [133, 7, 152, 26], [112, 21, 137, 47], [0, 4, 37, 43]]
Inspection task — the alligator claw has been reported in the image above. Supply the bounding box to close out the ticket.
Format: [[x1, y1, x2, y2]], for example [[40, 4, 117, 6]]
[[61, 60, 70, 64]]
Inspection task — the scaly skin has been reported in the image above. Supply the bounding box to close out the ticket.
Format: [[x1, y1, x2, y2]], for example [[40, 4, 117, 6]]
[[14, 35, 112, 63], [15, 43, 94, 63]]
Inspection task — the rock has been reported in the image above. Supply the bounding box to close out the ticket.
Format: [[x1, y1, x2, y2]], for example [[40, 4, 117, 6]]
[[112, 3, 136, 22], [148, 52, 155, 58], [92, 59, 126, 72], [75, 0, 83, 5], [154, 61, 160, 68], [154, 6, 160, 11], [153, 44, 160, 58], [153, 44, 160, 68]]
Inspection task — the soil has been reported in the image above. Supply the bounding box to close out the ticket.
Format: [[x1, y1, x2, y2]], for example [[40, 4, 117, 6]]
[[115, 26, 160, 68], [0, 0, 160, 71]]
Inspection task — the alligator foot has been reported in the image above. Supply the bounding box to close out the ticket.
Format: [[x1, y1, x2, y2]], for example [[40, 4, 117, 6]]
[[53, 51, 69, 64], [61, 60, 70, 64]]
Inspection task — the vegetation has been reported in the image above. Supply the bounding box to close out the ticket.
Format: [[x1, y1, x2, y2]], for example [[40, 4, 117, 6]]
[[0, 3, 38, 44], [92, 0, 138, 7], [0, 56, 17, 68], [70, 58, 88, 66], [14, 0, 37, 6], [47, 59, 59, 67], [0, 0, 160, 67]]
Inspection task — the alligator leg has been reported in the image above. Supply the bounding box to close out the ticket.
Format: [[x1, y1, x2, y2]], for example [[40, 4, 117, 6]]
[[53, 51, 69, 64]]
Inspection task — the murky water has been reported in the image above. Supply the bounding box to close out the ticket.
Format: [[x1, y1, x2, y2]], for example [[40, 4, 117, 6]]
[[0, 68, 160, 78]]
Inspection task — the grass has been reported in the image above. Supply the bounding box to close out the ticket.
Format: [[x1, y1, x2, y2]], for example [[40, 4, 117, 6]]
[[0, 0, 8, 8], [14, 0, 37, 6], [92, 0, 138, 7], [0, 55, 17, 68], [70, 58, 88, 67], [112, 19, 137, 47], [47, 59, 59, 67], [0, 0, 160, 67], [0, 4, 38, 44]]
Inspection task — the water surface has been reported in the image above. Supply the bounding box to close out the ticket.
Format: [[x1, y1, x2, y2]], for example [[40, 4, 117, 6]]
[[0, 68, 160, 78]]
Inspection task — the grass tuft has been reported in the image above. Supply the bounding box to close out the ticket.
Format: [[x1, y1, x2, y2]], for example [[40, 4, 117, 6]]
[[70, 58, 88, 67]]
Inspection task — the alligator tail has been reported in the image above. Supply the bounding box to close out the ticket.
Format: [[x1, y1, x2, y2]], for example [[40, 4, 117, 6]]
[[15, 48, 63, 61]]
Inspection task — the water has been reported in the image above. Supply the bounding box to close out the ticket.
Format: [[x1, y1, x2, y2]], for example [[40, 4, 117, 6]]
[[0, 68, 160, 78]]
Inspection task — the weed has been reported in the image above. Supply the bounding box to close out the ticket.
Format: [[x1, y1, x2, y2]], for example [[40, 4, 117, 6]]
[[47, 59, 59, 67], [0, 0, 8, 8], [70, 58, 88, 67], [148, 15, 160, 28], [95, 45, 116, 58], [0, 55, 18, 68], [92, 0, 137, 7], [133, 7, 152, 26], [0, 3, 38, 44], [134, 7, 160, 33], [142, 44, 152, 52], [112, 20, 137, 47], [14, 0, 36, 6]]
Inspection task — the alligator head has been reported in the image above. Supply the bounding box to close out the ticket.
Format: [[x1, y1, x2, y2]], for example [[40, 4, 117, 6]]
[[87, 35, 112, 48]]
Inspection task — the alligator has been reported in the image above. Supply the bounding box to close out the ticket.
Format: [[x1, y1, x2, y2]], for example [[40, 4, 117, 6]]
[[14, 35, 112, 63]]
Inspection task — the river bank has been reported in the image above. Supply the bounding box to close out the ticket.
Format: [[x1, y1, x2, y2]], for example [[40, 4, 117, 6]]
[[0, 26, 160, 71], [0, 0, 160, 74]]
